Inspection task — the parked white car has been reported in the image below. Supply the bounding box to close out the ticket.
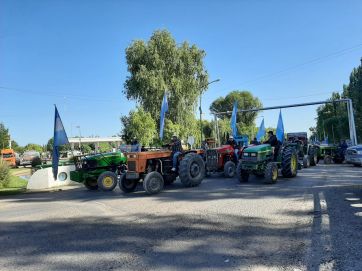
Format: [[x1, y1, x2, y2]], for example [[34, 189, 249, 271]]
[[345, 145, 362, 166]]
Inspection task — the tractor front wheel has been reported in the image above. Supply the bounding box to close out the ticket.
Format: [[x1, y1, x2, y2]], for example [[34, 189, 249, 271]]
[[303, 155, 310, 168], [84, 178, 98, 190], [119, 174, 138, 193], [179, 153, 205, 187], [264, 162, 278, 184], [97, 171, 118, 191], [224, 161, 236, 178], [324, 155, 332, 164], [236, 161, 249, 183], [143, 171, 164, 195]]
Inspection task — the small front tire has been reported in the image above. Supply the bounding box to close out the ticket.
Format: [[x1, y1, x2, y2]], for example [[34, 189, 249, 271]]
[[303, 155, 310, 168], [84, 178, 98, 190], [237, 161, 249, 183], [119, 174, 138, 193], [224, 161, 236, 178], [97, 171, 118, 191], [143, 171, 164, 195], [264, 162, 278, 184]]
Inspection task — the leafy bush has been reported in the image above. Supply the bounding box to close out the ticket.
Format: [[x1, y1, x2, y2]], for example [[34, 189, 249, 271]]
[[0, 159, 11, 188]]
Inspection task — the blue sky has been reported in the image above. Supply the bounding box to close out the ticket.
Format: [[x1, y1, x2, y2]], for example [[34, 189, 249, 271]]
[[1, 0, 361, 146]]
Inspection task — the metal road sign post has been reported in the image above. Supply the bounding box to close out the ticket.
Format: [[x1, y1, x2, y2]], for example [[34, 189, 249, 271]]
[[213, 99, 357, 146]]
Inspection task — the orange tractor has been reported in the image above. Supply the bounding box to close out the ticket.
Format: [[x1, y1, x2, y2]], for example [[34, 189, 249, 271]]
[[205, 135, 249, 178], [119, 150, 205, 195]]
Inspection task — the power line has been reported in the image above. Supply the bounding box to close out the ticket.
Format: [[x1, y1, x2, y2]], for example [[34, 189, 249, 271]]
[[241, 43, 362, 86]]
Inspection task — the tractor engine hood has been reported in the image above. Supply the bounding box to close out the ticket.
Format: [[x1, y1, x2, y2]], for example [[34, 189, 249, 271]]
[[213, 145, 235, 154], [243, 144, 272, 153]]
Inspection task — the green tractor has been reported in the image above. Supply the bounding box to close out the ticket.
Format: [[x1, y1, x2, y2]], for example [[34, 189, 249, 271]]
[[236, 144, 298, 184], [70, 151, 127, 191], [315, 144, 344, 164], [286, 132, 318, 168]]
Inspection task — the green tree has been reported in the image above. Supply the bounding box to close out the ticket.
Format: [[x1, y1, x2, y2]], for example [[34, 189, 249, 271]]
[[11, 140, 24, 153], [209, 90, 262, 126], [81, 144, 92, 154], [315, 92, 349, 143], [46, 138, 70, 152], [98, 142, 112, 153], [0, 123, 10, 149], [124, 29, 208, 128], [121, 107, 157, 146], [343, 59, 362, 142], [24, 143, 44, 153]]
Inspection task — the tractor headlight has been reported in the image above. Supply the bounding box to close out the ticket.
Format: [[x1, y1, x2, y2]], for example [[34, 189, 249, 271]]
[[244, 153, 249, 157], [251, 153, 257, 157], [357, 150, 362, 155]]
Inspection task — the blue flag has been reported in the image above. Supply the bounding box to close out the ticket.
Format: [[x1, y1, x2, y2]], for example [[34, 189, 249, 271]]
[[159, 92, 168, 140], [276, 110, 284, 142], [256, 119, 266, 142], [231, 101, 238, 138], [52, 105, 69, 180]]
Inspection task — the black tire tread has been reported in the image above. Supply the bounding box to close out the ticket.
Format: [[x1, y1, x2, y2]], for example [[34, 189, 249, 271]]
[[179, 153, 205, 187], [223, 161, 236, 178], [281, 146, 298, 178], [119, 174, 138, 193]]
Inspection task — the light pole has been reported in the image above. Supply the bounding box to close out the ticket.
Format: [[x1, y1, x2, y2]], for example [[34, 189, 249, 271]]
[[199, 79, 220, 146], [76, 125, 82, 152]]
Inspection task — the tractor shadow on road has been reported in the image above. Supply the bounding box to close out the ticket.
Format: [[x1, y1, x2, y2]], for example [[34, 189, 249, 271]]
[[0, 212, 309, 270], [3, 164, 361, 205]]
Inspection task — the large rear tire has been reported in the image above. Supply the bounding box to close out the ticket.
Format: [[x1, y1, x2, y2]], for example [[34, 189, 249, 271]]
[[224, 161, 236, 178], [236, 161, 249, 182], [264, 162, 278, 184], [281, 147, 298, 178], [97, 171, 118, 191], [179, 153, 205, 187], [143, 171, 164, 195], [119, 174, 138, 193]]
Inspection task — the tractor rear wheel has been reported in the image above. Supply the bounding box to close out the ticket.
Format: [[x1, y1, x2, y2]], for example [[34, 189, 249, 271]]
[[119, 174, 138, 193], [303, 155, 310, 168], [179, 153, 205, 187], [264, 162, 278, 184], [236, 161, 249, 182], [281, 147, 298, 178], [143, 171, 164, 195], [84, 178, 98, 190], [97, 171, 118, 191], [224, 161, 236, 178]]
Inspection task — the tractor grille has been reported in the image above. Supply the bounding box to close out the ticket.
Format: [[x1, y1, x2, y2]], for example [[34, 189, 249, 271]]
[[206, 149, 218, 169], [242, 156, 258, 162], [127, 161, 136, 171]]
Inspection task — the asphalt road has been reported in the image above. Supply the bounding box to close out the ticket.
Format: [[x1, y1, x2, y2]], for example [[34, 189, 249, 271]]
[[1, 164, 362, 271]]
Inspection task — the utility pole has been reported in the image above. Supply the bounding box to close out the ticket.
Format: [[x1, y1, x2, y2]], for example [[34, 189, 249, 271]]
[[199, 79, 220, 146]]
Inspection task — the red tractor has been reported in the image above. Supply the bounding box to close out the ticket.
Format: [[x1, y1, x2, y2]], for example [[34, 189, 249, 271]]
[[205, 136, 249, 178]]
